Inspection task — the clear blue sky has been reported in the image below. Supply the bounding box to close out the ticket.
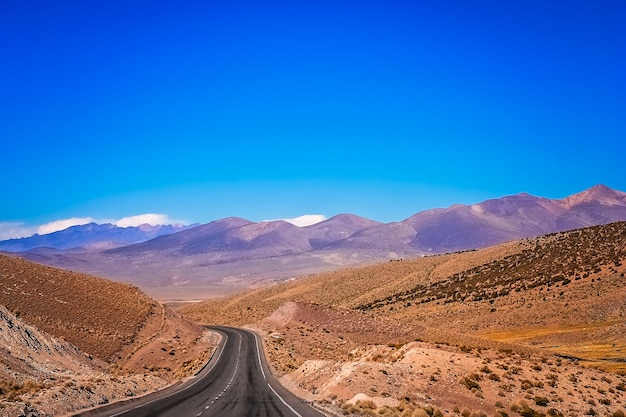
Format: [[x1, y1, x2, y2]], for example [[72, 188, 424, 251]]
[[1, 1, 625, 235]]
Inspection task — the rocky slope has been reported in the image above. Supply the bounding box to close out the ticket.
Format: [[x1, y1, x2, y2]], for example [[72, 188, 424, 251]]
[[0, 305, 167, 417]]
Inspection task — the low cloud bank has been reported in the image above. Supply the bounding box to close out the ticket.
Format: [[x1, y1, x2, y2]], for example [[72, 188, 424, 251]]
[[0, 222, 36, 240], [114, 214, 172, 228], [267, 214, 327, 227], [37, 217, 94, 235]]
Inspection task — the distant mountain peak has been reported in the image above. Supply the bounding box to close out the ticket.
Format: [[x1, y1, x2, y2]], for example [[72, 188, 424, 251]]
[[563, 184, 626, 208]]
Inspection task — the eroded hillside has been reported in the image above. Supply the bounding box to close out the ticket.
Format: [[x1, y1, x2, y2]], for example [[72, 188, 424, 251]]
[[0, 305, 166, 417], [180, 222, 626, 417], [0, 254, 217, 416]]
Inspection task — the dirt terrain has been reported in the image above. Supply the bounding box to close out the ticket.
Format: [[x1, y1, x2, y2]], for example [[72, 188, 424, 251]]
[[0, 254, 218, 416], [181, 222, 626, 416]]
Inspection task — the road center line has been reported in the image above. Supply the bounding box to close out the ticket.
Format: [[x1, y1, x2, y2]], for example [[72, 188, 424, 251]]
[[110, 333, 228, 417]]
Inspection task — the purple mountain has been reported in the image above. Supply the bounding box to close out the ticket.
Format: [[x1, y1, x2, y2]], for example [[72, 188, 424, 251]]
[[335, 184, 626, 254], [104, 214, 380, 262], [0, 222, 190, 252]]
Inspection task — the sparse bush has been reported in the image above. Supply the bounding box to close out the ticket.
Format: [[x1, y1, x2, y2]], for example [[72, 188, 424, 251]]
[[520, 404, 546, 417], [534, 396, 549, 406], [480, 365, 492, 374], [460, 376, 481, 391], [489, 373, 501, 382]]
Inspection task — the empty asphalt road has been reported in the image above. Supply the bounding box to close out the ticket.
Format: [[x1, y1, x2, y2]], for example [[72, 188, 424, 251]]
[[80, 326, 325, 417]]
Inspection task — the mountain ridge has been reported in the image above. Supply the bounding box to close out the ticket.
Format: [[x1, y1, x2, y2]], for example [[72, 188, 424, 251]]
[[5, 184, 626, 300], [0, 222, 191, 252]]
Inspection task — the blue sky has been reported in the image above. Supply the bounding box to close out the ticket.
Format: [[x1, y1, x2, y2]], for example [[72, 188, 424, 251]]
[[1, 1, 625, 238]]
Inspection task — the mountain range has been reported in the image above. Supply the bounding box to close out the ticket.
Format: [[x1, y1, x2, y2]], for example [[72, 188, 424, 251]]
[[0, 222, 191, 252], [3, 184, 626, 300]]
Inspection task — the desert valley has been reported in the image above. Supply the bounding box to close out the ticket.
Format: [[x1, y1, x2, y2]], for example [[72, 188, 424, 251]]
[[1, 186, 626, 416]]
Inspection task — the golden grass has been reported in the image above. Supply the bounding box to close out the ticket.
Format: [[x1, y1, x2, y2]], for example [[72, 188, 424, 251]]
[[477, 320, 623, 342], [478, 321, 626, 373]]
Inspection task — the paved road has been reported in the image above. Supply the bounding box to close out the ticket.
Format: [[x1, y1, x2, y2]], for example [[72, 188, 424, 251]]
[[79, 327, 324, 417]]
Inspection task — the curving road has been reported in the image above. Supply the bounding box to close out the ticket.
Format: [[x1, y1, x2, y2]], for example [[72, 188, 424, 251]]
[[79, 327, 324, 417]]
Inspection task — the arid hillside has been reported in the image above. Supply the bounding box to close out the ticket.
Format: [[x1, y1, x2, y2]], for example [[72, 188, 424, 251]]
[[0, 254, 155, 362], [180, 222, 626, 417], [0, 254, 217, 416]]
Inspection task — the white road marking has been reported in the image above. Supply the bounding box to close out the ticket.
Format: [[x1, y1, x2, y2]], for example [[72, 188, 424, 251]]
[[110, 334, 228, 417], [207, 335, 242, 407], [267, 383, 303, 417], [252, 330, 302, 417], [253, 331, 266, 380]]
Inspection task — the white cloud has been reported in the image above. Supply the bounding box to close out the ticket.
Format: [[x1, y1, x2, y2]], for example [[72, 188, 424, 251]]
[[0, 222, 37, 240], [37, 217, 94, 235], [114, 213, 172, 228], [278, 214, 327, 227]]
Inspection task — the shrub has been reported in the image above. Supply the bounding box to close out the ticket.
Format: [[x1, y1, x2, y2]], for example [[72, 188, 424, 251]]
[[460, 377, 481, 391], [534, 396, 549, 406], [489, 373, 501, 382], [520, 404, 546, 417]]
